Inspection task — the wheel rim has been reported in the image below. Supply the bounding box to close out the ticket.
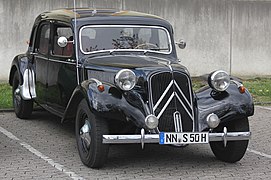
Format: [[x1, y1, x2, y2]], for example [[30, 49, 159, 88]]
[[13, 86, 21, 109], [79, 116, 92, 153]]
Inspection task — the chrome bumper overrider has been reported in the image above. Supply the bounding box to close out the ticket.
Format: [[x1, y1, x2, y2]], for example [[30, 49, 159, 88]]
[[102, 127, 251, 148]]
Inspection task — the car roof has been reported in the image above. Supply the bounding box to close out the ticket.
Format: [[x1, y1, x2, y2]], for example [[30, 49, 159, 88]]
[[36, 8, 163, 22], [34, 8, 172, 30]]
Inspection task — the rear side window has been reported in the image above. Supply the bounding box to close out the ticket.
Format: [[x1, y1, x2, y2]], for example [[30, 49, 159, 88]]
[[37, 24, 50, 55]]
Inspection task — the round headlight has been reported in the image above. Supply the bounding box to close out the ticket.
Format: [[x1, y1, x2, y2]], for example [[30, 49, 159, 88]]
[[206, 113, 220, 129], [208, 70, 230, 92], [115, 69, 137, 91], [145, 115, 159, 129]]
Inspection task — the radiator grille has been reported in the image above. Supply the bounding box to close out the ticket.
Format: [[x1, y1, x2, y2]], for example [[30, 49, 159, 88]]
[[149, 71, 194, 132]]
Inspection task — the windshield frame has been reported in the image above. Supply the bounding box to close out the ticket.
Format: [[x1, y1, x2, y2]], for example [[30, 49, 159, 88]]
[[79, 25, 172, 55]]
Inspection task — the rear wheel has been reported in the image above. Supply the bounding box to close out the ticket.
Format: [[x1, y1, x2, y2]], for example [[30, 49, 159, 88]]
[[210, 118, 249, 163], [12, 71, 33, 119], [75, 99, 109, 168]]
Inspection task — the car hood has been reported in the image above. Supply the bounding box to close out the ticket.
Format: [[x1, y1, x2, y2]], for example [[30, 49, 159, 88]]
[[83, 54, 190, 87], [83, 54, 187, 72]]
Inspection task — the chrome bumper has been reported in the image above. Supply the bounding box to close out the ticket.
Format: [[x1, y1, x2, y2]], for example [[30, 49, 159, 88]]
[[102, 127, 251, 148]]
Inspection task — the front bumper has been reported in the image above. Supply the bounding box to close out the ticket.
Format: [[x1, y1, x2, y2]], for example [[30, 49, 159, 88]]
[[103, 127, 251, 148]]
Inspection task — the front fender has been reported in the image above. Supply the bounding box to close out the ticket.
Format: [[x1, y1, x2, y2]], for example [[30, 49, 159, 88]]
[[196, 84, 254, 131], [63, 80, 149, 129]]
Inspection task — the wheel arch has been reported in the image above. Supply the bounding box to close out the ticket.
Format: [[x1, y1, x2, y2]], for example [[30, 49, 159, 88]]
[[9, 56, 22, 86], [62, 80, 147, 130], [61, 86, 87, 122]]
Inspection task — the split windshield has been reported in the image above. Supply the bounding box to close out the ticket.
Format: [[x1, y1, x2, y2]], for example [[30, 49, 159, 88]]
[[79, 25, 171, 54]]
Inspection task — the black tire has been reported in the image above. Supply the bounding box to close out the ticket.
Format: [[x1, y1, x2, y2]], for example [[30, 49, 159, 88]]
[[75, 99, 109, 168], [210, 118, 249, 163], [12, 71, 33, 119]]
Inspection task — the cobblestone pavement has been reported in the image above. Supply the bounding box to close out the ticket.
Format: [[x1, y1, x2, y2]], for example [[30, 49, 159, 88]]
[[0, 106, 270, 180]]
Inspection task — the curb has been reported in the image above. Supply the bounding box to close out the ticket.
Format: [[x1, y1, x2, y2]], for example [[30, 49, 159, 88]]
[[254, 102, 271, 106], [0, 108, 14, 112]]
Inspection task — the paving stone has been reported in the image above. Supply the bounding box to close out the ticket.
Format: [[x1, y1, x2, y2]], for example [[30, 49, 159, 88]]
[[0, 106, 271, 179]]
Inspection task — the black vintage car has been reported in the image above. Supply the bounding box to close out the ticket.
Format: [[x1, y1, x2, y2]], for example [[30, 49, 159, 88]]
[[9, 8, 254, 168]]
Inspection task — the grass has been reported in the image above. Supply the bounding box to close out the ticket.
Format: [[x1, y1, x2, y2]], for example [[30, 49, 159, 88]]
[[243, 78, 271, 104], [192, 77, 271, 104], [0, 77, 270, 109], [0, 83, 13, 109]]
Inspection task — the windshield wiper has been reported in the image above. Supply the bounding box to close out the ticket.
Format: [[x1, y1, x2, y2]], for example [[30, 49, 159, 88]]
[[148, 48, 169, 51], [109, 49, 146, 55], [143, 48, 169, 55]]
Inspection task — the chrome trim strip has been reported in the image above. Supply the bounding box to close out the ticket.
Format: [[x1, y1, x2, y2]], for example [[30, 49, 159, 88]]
[[148, 71, 167, 111], [157, 92, 175, 119], [223, 127, 228, 147], [141, 128, 145, 149], [174, 80, 193, 112], [35, 55, 76, 65], [231, 79, 243, 88], [79, 25, 172, 55], [175, 93, 193, 120], [89, 78, 102, 87], [103, 134, 159, 144], [173, 111, 182, 132], [167, 63, 173, 71], [35, 55, 47, 60], [152, 80, 194, 119], [48, 58, 76, 65], [102, 131, 251, 144], [153, 80, 173, 111], [209, 131, 251, 142], [20, 69, 37, 100]]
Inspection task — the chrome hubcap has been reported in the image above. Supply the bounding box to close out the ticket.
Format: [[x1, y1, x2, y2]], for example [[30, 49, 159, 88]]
[[80, 120, 91, 151], [14, 88, 21, 106]]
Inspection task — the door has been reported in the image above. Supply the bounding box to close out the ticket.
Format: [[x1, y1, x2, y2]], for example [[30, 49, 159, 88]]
[[46, 22, 77, 114], [33, 22, 51, 105]]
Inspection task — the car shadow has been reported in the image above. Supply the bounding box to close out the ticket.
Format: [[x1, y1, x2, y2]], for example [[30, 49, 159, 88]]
[[28, 109, 243, 170]]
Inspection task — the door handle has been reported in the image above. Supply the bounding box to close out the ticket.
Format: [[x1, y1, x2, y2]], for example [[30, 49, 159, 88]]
[[67, 59, 76, 63]]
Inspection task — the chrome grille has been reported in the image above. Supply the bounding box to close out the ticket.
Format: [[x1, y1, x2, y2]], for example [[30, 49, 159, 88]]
[[149, 71, 194, 132]]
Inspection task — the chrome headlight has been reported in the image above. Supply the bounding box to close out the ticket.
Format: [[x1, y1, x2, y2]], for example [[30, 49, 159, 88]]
[[145, 115, 159, 129], [208, 70, 230, 92], [115, 69, 137, 91], [206, 113, 220, 129]]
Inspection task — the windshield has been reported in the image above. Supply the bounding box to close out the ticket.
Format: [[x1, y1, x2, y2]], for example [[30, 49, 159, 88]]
[[79, 25, 172, 54]]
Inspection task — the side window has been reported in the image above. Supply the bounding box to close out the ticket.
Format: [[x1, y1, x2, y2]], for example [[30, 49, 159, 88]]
[[52, 26, 73, 57], [37, 24, 50, 55], [28, 25, 37, 52]]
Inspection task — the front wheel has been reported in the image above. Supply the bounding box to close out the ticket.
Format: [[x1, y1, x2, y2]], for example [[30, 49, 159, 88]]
[[12, 71, 33, 119], [210, 118, 249, 163], [75, 99, 109, 168]]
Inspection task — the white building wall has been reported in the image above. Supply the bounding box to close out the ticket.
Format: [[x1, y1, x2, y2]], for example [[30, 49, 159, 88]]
[[0, 0, 271, 80]]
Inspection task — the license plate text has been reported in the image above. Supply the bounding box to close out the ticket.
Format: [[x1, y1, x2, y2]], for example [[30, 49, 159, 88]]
[[159, 132, 209, 144]]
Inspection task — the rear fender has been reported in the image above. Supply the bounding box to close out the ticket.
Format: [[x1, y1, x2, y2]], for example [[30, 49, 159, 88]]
[[9, 55, 36, 100]]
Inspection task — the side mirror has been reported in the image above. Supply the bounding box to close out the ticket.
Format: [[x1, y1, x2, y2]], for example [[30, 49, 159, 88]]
[[176, 39, 186, 49], [57, 36, 68, 48]]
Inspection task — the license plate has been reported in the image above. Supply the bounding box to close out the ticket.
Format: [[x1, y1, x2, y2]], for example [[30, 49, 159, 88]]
[[159, 132, 209, 144]]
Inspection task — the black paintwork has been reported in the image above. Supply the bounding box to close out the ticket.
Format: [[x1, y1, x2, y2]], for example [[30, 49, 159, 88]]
[[9, 8, 254, 134], [196, 84, 254, 131]]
